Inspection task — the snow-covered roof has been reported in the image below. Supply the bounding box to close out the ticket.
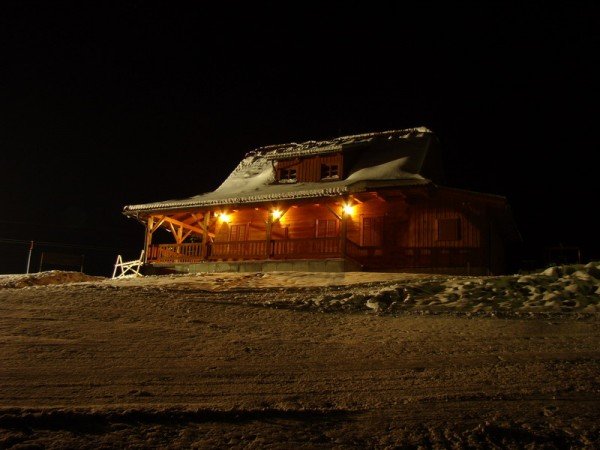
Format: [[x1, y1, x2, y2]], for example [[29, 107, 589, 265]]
[[124, 127, 436, 214], [254, 126, 432, 160]]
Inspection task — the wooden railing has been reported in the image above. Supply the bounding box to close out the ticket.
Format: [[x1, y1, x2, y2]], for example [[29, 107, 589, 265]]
[[148, 238, 340, 263], [148, 239, 483, 268], [272, 237, 339, 258], [211, 240, 267, 259], [147, 242, 203, 263]]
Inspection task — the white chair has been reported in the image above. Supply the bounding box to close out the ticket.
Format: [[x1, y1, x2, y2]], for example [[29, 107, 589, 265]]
[[112, 250, 145, 279]]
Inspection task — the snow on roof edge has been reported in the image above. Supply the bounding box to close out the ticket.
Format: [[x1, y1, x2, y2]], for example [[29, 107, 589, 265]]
[[123, 179, 431, 214], [251, 127, 433, 160], [124, 186, 351, 214]]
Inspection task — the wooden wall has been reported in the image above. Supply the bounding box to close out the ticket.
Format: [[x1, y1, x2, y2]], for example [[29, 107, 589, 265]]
[[182, 186, 505, 271], [212, 204, 344, 243], [279, 205, 339, 239], [406, 202, 482, 248], [209, 190, 485, 250], [345, 196, 409, 246], [275, 153, 343, 182], [213, 208, 268, 242]]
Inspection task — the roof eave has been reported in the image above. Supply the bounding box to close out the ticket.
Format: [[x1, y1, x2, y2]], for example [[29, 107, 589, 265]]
[[122, 179, 431, 216]]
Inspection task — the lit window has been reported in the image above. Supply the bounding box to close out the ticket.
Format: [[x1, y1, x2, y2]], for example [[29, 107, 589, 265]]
[[321, 164, 339, 180], [278, 168, 297, 183]]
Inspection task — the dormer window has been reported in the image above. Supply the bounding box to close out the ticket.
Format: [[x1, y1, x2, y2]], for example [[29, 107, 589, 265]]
[[321, 164, 339, 180], [278, 168, 297, 183]]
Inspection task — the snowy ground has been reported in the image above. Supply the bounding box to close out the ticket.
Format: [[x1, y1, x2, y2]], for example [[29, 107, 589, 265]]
[[3, 262, 599, 316], [0, 265, 599, 447]]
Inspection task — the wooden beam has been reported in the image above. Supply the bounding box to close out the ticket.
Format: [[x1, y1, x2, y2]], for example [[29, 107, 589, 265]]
[[168, 221, 178, 238], [190, 213, 203, 226], [143, 216, 154, 264], [150, 216, 167, 233], [340, 211, 348, 257], [371, 191, 388, 202], [193, 212, 218, 233], [265, 211, 274, 259], [171, 212, 188, 221], [201, 211, 211, 259], [269, 206, 290, 224], [150, 214, 214, 237], [181, 229, 193, 242], [349, 195, 363, 204], [183, 212, 208, 225], [176, 224, 184, 244], [325, 204, 341, 221]]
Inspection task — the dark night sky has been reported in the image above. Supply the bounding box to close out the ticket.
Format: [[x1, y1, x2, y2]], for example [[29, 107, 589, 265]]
[[1, 2, 599, 273]]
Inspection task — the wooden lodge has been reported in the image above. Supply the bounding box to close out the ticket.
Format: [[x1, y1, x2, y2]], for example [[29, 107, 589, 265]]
[[123, 128, 519, 274]]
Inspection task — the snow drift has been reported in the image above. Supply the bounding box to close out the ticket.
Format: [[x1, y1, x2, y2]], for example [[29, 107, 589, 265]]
[[3, 262, 599, 317]]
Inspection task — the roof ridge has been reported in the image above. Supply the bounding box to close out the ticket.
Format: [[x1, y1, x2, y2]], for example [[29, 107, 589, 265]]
[[247, 126, 432, 158]]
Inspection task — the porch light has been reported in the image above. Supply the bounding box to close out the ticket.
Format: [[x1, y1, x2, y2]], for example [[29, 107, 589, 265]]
[[342, 203, 355, 216], [271, 209, 283, 220], [218, 212, 231, 223]]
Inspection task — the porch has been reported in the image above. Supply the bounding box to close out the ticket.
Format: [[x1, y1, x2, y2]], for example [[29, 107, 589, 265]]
[[147, 237, 340, 263], [146, 237, 483, 270]]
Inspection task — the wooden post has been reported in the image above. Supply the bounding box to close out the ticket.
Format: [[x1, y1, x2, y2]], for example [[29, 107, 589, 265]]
[[201, 211, 211, 260], [143, 216, 154, 264], [26, 240, 34, 274], [326, 203, 345, 258], [264, 207, 289, 259], [176, 224, 183, 244], [340, 210, 348, 258], [266, 214, 273, 259]]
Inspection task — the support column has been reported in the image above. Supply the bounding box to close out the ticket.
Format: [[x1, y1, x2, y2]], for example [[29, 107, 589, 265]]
[[340, 210, 348, 258], [201, 211, 211, 260], [265, 214, 273, 259], [143, 216, 154, 264], [326, 203, 346, 258]]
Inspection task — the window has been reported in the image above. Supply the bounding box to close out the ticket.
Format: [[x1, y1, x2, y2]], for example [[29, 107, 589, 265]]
[[437, 218, 461, 241], [229, 224, 248, 241], [315, 219, 338, 238], [320, 164, 339, 180], [362, 217, 383, 246], [278, 168, 297, 183]]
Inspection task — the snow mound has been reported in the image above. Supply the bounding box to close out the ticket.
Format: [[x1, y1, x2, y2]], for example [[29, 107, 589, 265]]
[[4, 262, 598, 317], [256, 262, 600, 316], [0, 271, 104, 289]]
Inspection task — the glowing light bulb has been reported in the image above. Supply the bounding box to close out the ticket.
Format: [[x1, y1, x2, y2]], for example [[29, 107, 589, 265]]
[[219, 212, 231, 223], [272, 209, 283, 220], [342, 204, 354, 216]]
